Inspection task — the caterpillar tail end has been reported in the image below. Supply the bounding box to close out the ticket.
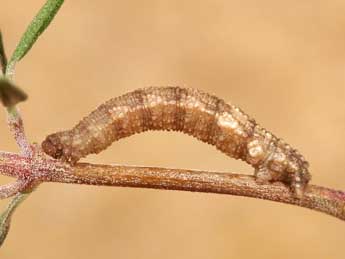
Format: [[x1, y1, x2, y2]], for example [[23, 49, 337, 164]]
[[255, 167, 311, 199]]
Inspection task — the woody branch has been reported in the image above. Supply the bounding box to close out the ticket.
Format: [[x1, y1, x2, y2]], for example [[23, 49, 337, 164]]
[[0, 151, 344, 221]]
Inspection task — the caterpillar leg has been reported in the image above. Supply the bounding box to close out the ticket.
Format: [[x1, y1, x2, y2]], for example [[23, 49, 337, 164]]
[[290, 171, 308, 198], [254, 166, 273, 184], [254, 166, 307, 198]]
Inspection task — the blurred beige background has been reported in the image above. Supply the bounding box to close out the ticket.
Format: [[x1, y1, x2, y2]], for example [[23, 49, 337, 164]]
[[1, 0, 345, 258]]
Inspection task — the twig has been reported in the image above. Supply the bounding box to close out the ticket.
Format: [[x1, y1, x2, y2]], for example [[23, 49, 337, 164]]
[[1, 151, 344, 221], [0, 180, 30, 199], [0, 26, 35, 248], [1, 153, 342, 221], [54, 163, 345, 221], [6, 108, 32, 156]]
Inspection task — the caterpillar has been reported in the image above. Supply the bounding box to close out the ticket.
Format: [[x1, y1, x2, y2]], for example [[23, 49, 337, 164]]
[[41, 87, 311, 196]]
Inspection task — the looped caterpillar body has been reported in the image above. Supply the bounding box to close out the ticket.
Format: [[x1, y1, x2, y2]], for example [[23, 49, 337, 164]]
[[42, 87, 311, 196]]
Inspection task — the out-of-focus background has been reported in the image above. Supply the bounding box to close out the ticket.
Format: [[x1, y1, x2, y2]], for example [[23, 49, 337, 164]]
[[1, 0, 345, 258]]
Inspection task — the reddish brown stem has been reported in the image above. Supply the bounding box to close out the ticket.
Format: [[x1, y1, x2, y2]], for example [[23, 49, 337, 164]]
[[6, 108, 32, 156], [0, 151, 344, 221], [0, 180, 28, 199], [48, 163, 345, 221]]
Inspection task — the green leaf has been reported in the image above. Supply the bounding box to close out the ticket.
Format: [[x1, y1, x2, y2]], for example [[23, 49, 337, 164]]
[[0, 30, 7, 74], [0, 77, 28, 107], [0, 193, 29, 247], [6, 0, 64, 75]]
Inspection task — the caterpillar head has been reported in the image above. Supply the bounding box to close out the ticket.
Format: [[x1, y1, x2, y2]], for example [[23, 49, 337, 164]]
[[41, 132, 75, 164]]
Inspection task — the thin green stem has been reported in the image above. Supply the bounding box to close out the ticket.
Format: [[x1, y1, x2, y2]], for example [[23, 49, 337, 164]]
[[0, 192, 30, 246]]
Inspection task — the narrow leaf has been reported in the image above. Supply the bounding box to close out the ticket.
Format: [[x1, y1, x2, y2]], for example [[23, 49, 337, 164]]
[[7, 0, 64, 74], [0, 77, 28, 107], [0, 30, 7, 74], [0, 193, 29, 247]]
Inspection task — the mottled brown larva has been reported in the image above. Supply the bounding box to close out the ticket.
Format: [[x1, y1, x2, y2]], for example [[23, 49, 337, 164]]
[[41, 87, 311, 196]]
